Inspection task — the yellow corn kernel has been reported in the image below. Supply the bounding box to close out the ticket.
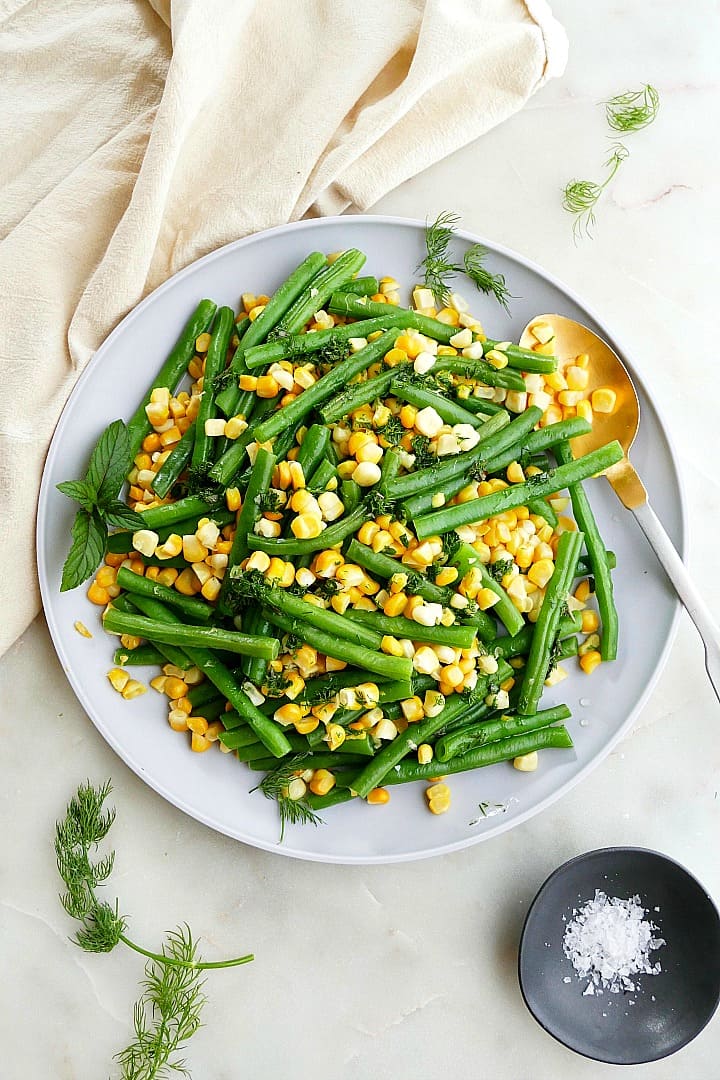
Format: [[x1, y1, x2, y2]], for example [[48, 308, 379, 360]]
[[274, 703, 304, 726], [171, 696, 193, 714], [581, 609, 600, 634], [506, 461, 525, 484], [527, 559, 555, 588], [591, 387, 617, 413], [541, 404, 563, 427], [382, 592, 407, 617], [121, 679, 147, 700], [577, 399, 594, 424], [566, 365, 589, 391], [200, 577, 220, 602], [578, 633, 601, 657], [381, 635, 404, 657], [579, 650, 602, 675], [309, 769, 336, 796], [74, 620, 93, 639], [256, 375, 280, 398], [187, 714, 209, 735], [574, 579, 592, 602], [513, 751, 539, 772], [399, 404, 418, 429], [441, 664, 464, 688], [107, 668, 129, 693], [367, 787, 390, 805], [417, 743, 433, 765], [168, 710, 189, 732], [239, 374, 257, 392], [326, 723, 346, 751], [291, 513, 324, 539], [171, 568, 197, 596], [434, 566, 458, 587], [189, 732, 209, 752], [476, 588, 500, 610], [86, 581, 109, 605], [400, 696, 424, 723], [485, 349, 509, 370]]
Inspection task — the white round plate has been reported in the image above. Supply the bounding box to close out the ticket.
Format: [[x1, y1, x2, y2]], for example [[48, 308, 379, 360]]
[[37, 216, 685, 864]]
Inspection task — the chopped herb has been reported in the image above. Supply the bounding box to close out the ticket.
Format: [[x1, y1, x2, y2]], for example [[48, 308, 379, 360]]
[[253, 756, 323, 840], [489, 559, 513, 583]]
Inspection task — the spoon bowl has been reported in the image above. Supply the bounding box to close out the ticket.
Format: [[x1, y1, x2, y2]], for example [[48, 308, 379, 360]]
[[519, 313, 720, 703]]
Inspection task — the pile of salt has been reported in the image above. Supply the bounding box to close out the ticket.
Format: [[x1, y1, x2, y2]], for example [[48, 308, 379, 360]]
[[562, 890, 665, 995]]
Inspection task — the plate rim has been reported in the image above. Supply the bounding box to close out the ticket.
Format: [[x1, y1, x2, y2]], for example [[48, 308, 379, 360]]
[[36, 213, 687, 864], [517, 845, 720, 1063]]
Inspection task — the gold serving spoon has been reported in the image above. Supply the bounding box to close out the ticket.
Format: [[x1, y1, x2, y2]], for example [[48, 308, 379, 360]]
[[520, 314, 719, 702]]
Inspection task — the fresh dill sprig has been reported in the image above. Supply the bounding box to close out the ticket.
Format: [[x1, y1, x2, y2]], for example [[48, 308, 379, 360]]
[[410, 435, 435, 471], [605, 84, 659, 133], [55, 781, 253, 1079], [463, 245, 514, 314], [488, 558, 513, 583], [563, 143, 629, 240], [377, 414, 404, 447], [185, 462, 222, 503], [114, 926, 206, 1080], [317, 339, 349, 367], [253, 756, 323, 841], [418, 211, 462, 306]]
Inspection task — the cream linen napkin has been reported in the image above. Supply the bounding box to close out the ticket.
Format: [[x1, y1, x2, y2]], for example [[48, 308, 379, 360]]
[[0, 0, 567, 656]]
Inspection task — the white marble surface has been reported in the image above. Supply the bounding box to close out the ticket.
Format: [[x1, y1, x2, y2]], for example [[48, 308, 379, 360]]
[[2, 3, 720, 1077]]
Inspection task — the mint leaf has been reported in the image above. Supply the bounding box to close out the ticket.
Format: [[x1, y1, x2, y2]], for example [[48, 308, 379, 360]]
[[100, 501, 145, 530], [60, 510, 107, 592], [57, 479, 95, 513], [87, 420, 131, 504]]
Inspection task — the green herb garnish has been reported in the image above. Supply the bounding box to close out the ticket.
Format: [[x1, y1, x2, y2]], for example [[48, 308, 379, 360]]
[[605, 83, 659, 133], [55, 781, 253, 1078], [253, 756, 322, 840], [462, 245, 513, 313], [420, 211, 515, 311], [57, 420, 145, 591]]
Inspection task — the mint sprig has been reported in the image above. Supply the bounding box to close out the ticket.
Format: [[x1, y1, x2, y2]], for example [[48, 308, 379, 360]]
[[57, 419, 144, 592]]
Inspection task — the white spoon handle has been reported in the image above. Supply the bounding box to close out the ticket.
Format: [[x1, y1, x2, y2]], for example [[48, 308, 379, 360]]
[[632, 500, 720, 703]]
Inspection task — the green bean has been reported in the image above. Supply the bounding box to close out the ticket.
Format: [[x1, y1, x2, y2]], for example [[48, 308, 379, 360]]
[[296, 423, 331, 479], [252, 329, 401, 443], [109, 593, 194, 670], [190, 696, 228, 722], [187, 681, 225, 708], [385, 409, 534, 502], [308, 457, 336, 492], [296, 670, 392, 704], [336, 275, 379, 297], [481, 340, 557, 373], [262, 608, 413, 683], [344, 609, 478, 650], [449, 543, 524, 636], [182, 647, 291, 758], [243, 316, 419, 370], [103, 608, 280, 660], [225, 446, 275, 571], [237, 253, 327, 356], [151, 422, 196, 499], [319, 366, 404, 424], [275, 249, 366, 336], [454, 394, 506, 417], [413, 441, 624, 538], [106, 508, 235, 553], [431, 357, 526, 392], [245, 614, 275, 686], [555, 440, 618, 662], [481, 417, 592, 475], [306, 787, 356, 811], [126, 299, 217, 461], [218, 727, 265, 751], [390, 380, 485, 428], [490, 613, 582, 659], [116, 565, 211, 622], [341, 479, 361, 514], [400, 474, 470, 519], [577, 551, 616, 577], [113, 643, 165, 667], [435, 704, 571, 762], [384, 726, 574, 783], [527, 497, 558, 527], [189, 306, 235, 469], [138, 495, 221, 531], [257, 587, 383, 650], [554, 635, 579, 662], [350, 693, 474, 798], [378, 447, 402, 493], [517, 530, 584, 715], [246, 753, 368, 772], [327, 294, 457, 344], [247, 503, 369, 557]]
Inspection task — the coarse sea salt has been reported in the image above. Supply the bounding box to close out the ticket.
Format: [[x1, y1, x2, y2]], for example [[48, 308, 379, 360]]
[[562, 890, 665, 995]]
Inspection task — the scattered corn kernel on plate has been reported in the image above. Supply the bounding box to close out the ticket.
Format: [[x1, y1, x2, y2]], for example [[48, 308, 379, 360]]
[[37, 215, 685, 863]]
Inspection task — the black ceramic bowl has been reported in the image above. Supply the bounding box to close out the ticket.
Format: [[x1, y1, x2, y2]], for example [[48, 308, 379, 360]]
[[518, 847, 720, 1064]]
